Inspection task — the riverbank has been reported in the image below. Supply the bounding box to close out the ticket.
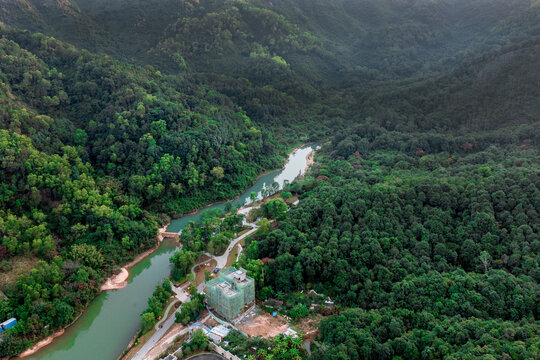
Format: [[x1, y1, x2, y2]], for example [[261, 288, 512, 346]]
[[251, 143, 307, 178], [100, 224, 171, 292], [18, 330, 65, 358], [16, 225, 173, 357], [165, 143, 309, 222], [306, 146, 316, 168]]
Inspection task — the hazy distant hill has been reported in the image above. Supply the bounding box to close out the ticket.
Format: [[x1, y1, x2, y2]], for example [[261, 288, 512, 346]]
[[1, 0, 539, 82], [257, 0, 540, 78], [359, 37, 540, 131]]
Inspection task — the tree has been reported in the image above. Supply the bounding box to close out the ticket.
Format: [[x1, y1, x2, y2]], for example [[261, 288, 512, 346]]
[[290, 304, 309, 320], [281, 191, 292, 200], [70, 244, 105, 269], [141, 311, 155, 332], [170, 249, 197, 280], [175, 294, 204, 325], [262, 199, 287, 219], [269, 334, 306, 359], [211, 166, 225, 180], [479, 251, 492, 273]]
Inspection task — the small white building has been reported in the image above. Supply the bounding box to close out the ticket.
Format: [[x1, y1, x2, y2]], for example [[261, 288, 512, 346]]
[[283, 328, 298, 338], [208, 325, 231, 344]]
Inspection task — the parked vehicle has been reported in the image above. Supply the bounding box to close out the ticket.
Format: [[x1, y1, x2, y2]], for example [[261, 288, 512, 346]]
[[0, 318, 17, 333]]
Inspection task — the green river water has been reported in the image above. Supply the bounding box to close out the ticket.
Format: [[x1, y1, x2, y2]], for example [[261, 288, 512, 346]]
[[30, 145, 314, 360]]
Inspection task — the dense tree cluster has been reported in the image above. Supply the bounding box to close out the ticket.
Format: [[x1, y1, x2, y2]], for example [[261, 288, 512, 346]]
[[1, 29, 284, 213], [174, 292, 205, 325], [140, 279, 173, 333], [244, 126, 539, 358], [223, 331, 307, 360], [177, 210, 243, 254], [313, 308, 538, 359], [358, 38, 540, 132]]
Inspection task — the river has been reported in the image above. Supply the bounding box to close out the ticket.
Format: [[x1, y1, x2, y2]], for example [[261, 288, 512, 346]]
[[30, 145, 314, 360]]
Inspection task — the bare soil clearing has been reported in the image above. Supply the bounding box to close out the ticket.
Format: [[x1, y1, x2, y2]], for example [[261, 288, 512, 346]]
[[295, 315, 323, 341], [237, 313, 290, 338]]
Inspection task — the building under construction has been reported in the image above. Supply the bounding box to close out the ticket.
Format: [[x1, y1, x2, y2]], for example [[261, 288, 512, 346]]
[[206, 267, 255, 321]]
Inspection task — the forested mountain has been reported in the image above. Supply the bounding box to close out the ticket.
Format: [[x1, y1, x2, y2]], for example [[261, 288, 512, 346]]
[[260, 0, 540, 78], [0, 0, 539, 358], [3, 0, 540, 80]]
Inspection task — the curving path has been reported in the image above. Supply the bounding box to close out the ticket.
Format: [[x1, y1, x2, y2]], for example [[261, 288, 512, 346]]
[[213, 226, 258, 269], [132, 304, 182, 360], [186, 353, 226, 360], [154, 300, 180, 331]]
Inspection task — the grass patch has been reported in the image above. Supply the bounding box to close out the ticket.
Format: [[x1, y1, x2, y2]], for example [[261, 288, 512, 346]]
[[236, 227, 251, 237], [226, 245, 240, 267], [0, 255, 40, 290]]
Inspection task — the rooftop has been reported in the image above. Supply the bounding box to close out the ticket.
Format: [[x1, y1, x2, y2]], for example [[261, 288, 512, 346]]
[[217, 281, 239, 297], [221, 267, 253, 284], [284, 328, 298, 338], [232, 270, 248, 282], [210, 325, 231, 338]]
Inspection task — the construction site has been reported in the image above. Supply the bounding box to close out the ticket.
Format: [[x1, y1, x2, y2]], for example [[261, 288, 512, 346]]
[[206, 267, 255, 321]]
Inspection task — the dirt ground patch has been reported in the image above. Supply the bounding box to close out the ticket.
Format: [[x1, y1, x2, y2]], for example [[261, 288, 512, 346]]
[[294, 315, 323, 341], [194, 259, 217, 286], [144, 322, 187, 360], [237, 313, 290, 338]]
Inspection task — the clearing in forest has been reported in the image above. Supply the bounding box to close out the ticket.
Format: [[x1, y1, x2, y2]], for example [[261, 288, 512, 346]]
[[237, 312, 289, 338]]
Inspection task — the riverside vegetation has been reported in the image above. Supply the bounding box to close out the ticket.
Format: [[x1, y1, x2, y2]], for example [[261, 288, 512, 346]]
[[0, 0, 539, 358]]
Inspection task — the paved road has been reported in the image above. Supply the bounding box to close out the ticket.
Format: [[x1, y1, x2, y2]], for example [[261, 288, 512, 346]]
[[134, 279, 195, 359], [213, 226, 258, 269], [132, 305, 182, 360], [154, 300, 180, 330], [186, 353, 226, 360]]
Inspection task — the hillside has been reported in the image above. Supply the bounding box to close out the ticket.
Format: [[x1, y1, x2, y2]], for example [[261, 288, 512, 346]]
[[241, 123, 540, 359], [255, 0, 540, 78], [2, 0, 540, 82], [358, 37, 540, 132]]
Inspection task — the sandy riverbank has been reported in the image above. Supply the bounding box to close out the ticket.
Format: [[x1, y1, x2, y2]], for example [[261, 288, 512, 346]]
[[18, 329, 65, 358], [305, 147, 315, 168], [100, 268, 129, 291], [100, 224, 171, 292]]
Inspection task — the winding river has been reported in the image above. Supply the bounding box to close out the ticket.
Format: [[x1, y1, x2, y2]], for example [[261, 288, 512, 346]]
[[30, 145, 314, 360]]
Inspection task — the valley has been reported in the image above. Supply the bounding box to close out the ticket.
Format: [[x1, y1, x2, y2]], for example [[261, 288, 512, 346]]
[[0, 1, 538, 359]]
